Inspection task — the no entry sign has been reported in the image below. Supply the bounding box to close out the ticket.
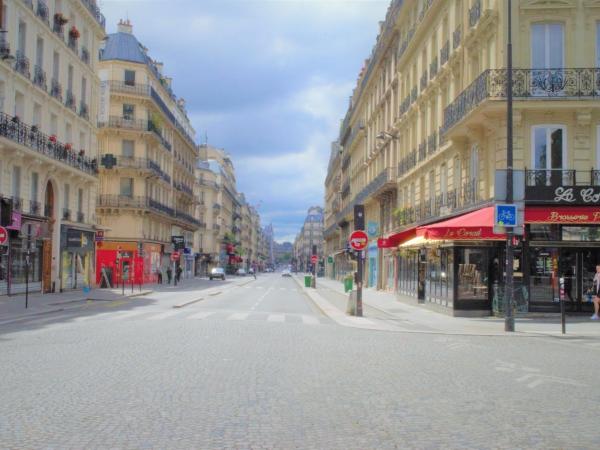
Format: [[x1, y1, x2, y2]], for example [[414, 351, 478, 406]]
[[349, 230, 368, 251], [0, 226, 7, 245], [311, 255, 318, 264], [171, 251, 180, 261]]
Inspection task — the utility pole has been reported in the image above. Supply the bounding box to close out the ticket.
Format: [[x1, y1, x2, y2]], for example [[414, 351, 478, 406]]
[[505, 0, 515, 332], [353, 205, 365, 317]]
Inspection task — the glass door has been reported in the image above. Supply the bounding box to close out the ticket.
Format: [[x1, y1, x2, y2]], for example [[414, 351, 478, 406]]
[[531, 23, 565, 96], [532, 126, 566, 185], [529, 247, 559, 311]]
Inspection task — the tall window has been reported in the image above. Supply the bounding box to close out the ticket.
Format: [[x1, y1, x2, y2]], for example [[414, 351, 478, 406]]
[[531, 23, 564, 69], [33, 103, 41, 127], [81, 77, 87, 103], [77, 188, 83, 214], [31, 172, 39, 203], [440, 163, 448, 203], [532, 125, 566, 185], [469, 145, 479, 183], [17, 21, 26, 55], [453, 156, 461, 193], [122, 140, 134, 157], [124, 70, 136, 86], [120, 178, 133, 197], [36, 37, 44, 67], [52, 52, 59, 80], [67, 65, 73, 92], [123, 104, 135, 120]]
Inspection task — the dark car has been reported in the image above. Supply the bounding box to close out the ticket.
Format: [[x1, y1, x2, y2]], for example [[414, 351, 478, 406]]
[[209, 267, 226, 281]]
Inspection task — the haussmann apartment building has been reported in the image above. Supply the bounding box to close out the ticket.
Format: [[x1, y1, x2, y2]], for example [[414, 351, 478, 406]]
[[0, 0, 105, 295], [95, 19, 200, 287], [324, 0, 600, 316]]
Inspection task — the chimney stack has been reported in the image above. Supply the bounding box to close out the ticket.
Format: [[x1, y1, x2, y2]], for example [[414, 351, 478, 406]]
[[117, 19, 133, 34]]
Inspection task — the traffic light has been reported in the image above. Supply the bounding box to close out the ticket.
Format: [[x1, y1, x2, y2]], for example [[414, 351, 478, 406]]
[[0, 197, 12, 227]]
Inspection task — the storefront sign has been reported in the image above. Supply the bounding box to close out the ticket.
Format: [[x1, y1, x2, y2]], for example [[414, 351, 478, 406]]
[[525, 206, 600, 224], [526, 185, 600, 204], [171, 236, 185, 250], [6, 211, 21, 231]]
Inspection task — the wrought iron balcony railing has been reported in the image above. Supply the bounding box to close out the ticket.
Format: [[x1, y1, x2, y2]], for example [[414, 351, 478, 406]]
[[50, 78, 63, 102], [174, 211, 201, 228], [109, 80, 151, 97], [525, 169, 577, 187], [410, 86, 417, 104], [443, 68, 600, 135], [15, 51, 30, 79], [399, 95, 411, 116], [427, 130, 438, 155], [174, 181, 193, 197], [420, 71, 428, 91], [98, 195, 146, 209], [418, 141, 427, 162], [80, 0, 107, 30], [440, 41, 449, 66], [0, 31, 10, 59], [62, 208, 71, 221], [0, 112, 97, 176], [469, 0, 481, 27], [33, 65, 47, 91], [36, 0, 49, 25], [65, 90, 76, 112], [11, 196, 23, 212], [149, 198, 174, 216]]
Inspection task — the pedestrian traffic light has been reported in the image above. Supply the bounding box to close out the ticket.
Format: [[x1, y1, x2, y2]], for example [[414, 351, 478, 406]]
[[0, 198, 12, 227]]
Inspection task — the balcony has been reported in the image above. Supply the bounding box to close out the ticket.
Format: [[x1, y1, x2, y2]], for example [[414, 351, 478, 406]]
[[149, 198, 174, 216], [67, 35, 78, 53], [77, 211, 84, 223], [80, 46, 90, 65], [80, 0, 107, 30], [397, 149, 417, 178], [0, 31, 10, 59], [410, 86, 417, 104], [53, 14, 66, 39], [99, 116, 161, 137], [98, 195, 147, 209], [29, 200, 41, 216], [469, 0, 481, 28], [62, 208, 71, 221], [213, 203, 221, 210], [174, 181, 193, 197], [15, 51, 30, 79], [418, 141, 427, 162], [174, 210, 201, 228], [523, 169, 600, 204], [369, 167, 397, 198], [33, 65, 47, 91], [429, 57, 438, 80], [79, 101, 89, 120], [11, 197, 23, 212], [440, 41, 449, 66], [443, 68, 600, 136], [50, 78, 63, 102], [341, 154, 351, 171], [0, 112, 98, 176], [36, 1, 49, 25], [399, 95, 411, 116], [341, 182, 351, 199], [453, 27, 462, 50], [109, 80, 151, 97], [65, 91, 77, 112], [427, 131, 438, 156]]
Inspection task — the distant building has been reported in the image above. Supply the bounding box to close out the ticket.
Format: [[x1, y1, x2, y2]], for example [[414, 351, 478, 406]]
[[293, 207, 324, 272]]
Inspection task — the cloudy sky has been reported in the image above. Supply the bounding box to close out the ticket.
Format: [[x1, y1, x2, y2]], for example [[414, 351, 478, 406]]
[[101, 0, 390, 242]]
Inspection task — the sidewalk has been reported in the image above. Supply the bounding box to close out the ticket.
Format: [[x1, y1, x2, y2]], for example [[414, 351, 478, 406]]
[[296, 275, 600, 337]]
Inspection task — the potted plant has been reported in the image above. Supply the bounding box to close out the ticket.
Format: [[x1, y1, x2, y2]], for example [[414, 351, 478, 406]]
[[54, 13, 68, 26], [69, 26, 80, 40], [11, 115, 20, 123], [79, 149, 85, 157], [65, 143, 72, 151], [49, 134, 57, 143]]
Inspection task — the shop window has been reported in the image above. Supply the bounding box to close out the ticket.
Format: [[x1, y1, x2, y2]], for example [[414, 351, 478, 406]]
[[562, 226, 600, 242], [529, 224, 560, 241], [456, 247, 489, 306]]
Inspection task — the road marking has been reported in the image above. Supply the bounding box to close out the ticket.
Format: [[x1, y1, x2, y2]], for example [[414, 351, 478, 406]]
[[147, 310, 182, 320], [256, 286, 265, 289], [267, 314, 285, 322], [301, 315, 319, 325], [186, 311, 215, 320], [111, 310, 153, 320], [227, 313, 249, 321], [495, 360, 587, 389]]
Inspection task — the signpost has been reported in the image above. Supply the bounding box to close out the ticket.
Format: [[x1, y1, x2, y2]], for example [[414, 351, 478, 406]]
[[352, 205, 366, 317], [311, 248, 317, 288], [171, 251, 180, 286], [19, 223, 37, 309]]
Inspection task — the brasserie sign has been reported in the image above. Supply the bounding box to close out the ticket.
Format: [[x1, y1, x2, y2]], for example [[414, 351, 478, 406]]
[[525, 185, 600, 204]]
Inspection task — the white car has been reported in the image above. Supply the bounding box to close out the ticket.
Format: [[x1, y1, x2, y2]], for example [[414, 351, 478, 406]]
[[281, 269, 291, 277], [209, 267, 225, 281], [236, 268, 246, 276]]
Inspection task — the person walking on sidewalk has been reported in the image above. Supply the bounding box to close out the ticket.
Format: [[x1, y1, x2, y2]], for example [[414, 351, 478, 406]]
[[591, 265, 600, 320], [176, 265, 182, 283], [166, 267, 172, 284], [157, 269, 163, 285]]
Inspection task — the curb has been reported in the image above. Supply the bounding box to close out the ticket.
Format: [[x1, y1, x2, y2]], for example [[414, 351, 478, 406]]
[[173, 298, 204, 309]]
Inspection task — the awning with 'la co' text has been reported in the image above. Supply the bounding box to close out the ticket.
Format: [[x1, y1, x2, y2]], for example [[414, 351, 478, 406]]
[[417, 207, 506, 241]]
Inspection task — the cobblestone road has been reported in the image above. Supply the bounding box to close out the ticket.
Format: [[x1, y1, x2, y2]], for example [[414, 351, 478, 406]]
[[1, 275, 599, 449]]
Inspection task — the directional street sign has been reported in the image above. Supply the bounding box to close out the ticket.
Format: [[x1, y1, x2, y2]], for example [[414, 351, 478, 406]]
[[349, 230, 368, 251], [495, 204, 518, 227]]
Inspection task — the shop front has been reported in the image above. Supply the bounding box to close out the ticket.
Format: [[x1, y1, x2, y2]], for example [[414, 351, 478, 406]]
[[524, 206, 600, 313], [95, 241, 146, 288], [60, 226, 95, 291], [367, 243, 378, 288]]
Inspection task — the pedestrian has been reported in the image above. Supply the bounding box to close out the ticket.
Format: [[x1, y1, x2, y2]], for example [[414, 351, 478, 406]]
[[176, 265, 182, 283], [166, 267, 172, 284], [591, 265, 600, 320], [157, 269, 163, 284]]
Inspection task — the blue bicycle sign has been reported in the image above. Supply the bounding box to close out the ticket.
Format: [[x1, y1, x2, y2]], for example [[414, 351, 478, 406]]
[[495, 204, 518, 227]]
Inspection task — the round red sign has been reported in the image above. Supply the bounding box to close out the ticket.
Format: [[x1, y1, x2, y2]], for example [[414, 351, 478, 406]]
[[349, 230, 368, 251], [311, 255, 318, 264], [0, 226, 7, 245], [171, 251, 180, 261]]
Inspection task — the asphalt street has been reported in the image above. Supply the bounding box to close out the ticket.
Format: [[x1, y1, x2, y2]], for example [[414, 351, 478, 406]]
[[1, 274, 599, 449]]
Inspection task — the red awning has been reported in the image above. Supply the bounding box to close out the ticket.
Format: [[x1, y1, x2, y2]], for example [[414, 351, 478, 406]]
[[525, 206, 600, 224], [417, 207, 506, 240], [377, 227, 417, 248]]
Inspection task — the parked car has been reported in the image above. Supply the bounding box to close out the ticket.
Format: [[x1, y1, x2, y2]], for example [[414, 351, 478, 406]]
[[236, 268, 247, 276], [209, 267, 225, 281], [281, 269, 292, 277]]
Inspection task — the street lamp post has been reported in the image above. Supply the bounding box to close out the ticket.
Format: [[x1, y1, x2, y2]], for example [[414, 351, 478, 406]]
[[505, 0, 515, 332]]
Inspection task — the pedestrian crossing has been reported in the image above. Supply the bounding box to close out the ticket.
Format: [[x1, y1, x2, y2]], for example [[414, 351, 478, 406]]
[[33, 308, 330, 327]]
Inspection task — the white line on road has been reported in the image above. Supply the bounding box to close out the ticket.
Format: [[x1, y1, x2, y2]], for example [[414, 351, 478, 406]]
[[227, 313, 249, 320], [301, 315, 319, 325], [147, 310, 182, 320], [186, 311, 215, 320], [111, 310, 154, 320], [267, 314, 285, 322]]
